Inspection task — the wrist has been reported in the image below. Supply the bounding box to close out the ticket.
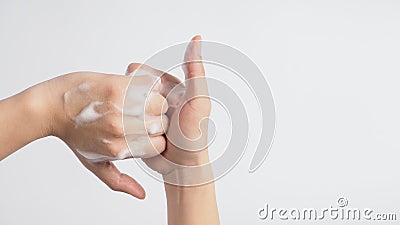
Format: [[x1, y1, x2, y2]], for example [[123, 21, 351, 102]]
[[165, 145, 210, 166], [43, 76, 70, 137], [23, 76, 71, 138], [20, 80, 56, 138], [162, 148, 215, 186]]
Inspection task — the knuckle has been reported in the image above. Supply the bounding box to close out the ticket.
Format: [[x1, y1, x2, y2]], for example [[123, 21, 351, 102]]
[[108, 118, 124, 137], [105, 84, 121, 99], [147, 94, 168, 115], [145, 96, 157, 112], [107, 144, 123, 159], [107, 144, 121, 157], [108, 181, 120, 192]]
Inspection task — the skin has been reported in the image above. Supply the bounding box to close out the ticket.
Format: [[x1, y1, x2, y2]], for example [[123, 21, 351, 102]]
[[0, 68, 168, 199], [132, 36, 220, 225], [0, 35, 220, 225], [163, 36, 220, 225]]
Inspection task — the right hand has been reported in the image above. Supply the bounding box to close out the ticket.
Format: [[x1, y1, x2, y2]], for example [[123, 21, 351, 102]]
[[46, 66, 168, 199]]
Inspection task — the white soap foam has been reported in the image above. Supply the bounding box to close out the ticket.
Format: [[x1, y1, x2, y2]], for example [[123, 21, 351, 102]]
[[123, 73, 163, 116], [126, 85, 148, 102], [76, 149, 110, 163], [112, 104, 123, 113], [74, 101, 104, 125], [127, 136, 156, 158], [78, 82, 91, 92], [117, 149, 132, 159], [102, 139, 112, 144], [123, 85, 149, 116], [128, 143, 146, 158], [77, 148, 132, 163], [147, 122, 162, 135], [167, 86, 186, 108], [63, 91, 71, 103]]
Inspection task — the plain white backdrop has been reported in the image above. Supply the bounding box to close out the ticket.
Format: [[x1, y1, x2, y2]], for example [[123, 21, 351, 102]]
[[1, 0, 400, 224]]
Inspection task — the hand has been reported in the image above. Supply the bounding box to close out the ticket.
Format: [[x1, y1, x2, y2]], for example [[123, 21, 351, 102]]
[[47, 67, 169, 199], [131, 36, 212, 184], [128, 36, 220, 225], [163, 35, 211, 165]]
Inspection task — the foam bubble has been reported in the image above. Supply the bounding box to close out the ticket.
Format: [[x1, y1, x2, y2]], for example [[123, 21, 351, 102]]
[[74, 101, 104, 125], [147, 122, 162, 135], [102, 139, 112, 144], [78, 83, 91, 92]]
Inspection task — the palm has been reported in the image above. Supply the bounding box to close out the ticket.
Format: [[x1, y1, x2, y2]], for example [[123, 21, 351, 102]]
[[142, 36, 211, 176]]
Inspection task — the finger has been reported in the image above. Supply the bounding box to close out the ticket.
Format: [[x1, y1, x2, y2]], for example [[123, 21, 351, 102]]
[[125, 135, 166, 158], [84, 160, 146, 199], [142, 154, 174, 175], [105, 138, 133, 161], [182, 35, 210, 108], [125, 63, 142, 75], [123, 114, 169, 135], [145, 115, 169, 136], [125, 62, 182, 97], [183, 35, 205, 79], [182, 35, 208, 98], [126, 63, 166, 85], [127, 63, 165, 77], [124, 76, 162, 116], [145, 93, 169, 116]]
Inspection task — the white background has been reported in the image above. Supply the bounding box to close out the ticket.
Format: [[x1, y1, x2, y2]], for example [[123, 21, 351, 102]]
[[1, 0, 400, 224]]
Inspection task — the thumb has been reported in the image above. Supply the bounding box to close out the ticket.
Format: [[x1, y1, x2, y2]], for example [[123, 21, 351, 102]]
[[182, 35, 209, 105], [183, 35, 205, 79], [85, 160, 146, 199]]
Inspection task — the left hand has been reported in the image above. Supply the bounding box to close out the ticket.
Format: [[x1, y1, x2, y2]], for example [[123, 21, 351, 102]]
[[126, 36, 212, 184]]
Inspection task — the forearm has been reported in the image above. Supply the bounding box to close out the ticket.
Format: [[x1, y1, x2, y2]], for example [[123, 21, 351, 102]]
[[0, 82, 53, 160], [165, 183, 220, 225], [164, 150, 220, 225]]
